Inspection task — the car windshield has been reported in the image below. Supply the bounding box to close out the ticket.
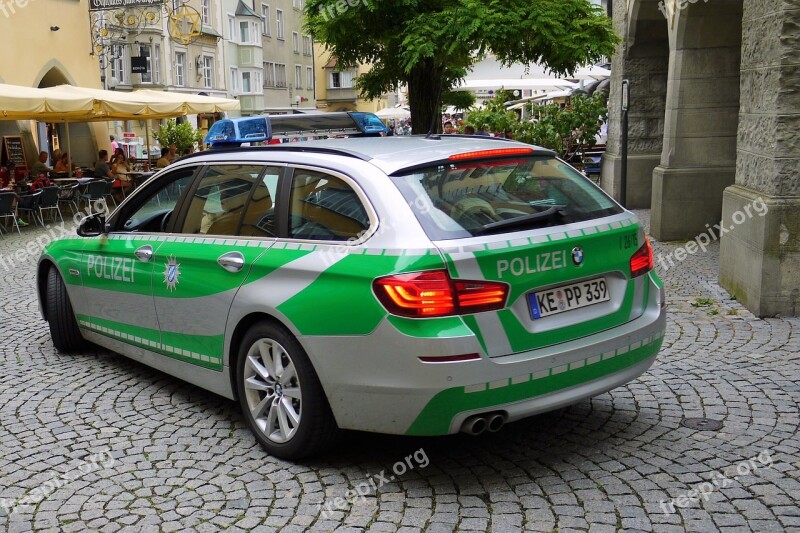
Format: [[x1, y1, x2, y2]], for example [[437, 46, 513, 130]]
[[391, 156, 623, 240]]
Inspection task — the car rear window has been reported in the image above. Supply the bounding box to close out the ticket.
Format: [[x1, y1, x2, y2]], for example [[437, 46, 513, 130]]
[[391, 156, 623, 240]]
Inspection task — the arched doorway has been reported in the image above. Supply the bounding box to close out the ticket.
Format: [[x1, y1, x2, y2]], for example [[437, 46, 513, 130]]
[[650, 0, 744, 240], [36, 67, 97, 169], [602, 0, 669, 208]]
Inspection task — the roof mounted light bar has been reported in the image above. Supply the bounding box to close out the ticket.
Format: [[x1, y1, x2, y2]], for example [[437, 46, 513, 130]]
[[204, 111, 388, 149]]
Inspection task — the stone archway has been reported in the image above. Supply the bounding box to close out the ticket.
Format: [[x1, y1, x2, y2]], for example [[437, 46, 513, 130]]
[[602, 0, 669, 208], [650, 0, 744, 241]]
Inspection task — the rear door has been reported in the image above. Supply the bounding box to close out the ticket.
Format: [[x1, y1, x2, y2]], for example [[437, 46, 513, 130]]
[[150, 164, 283, 370], [392, 154, 650, 357]]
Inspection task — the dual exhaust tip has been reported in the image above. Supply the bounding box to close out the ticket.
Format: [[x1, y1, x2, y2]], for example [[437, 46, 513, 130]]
[[461, 412, 506, 435]]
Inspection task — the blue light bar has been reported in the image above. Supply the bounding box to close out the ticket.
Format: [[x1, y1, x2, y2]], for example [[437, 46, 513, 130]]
[[205, 112, 387, 148]]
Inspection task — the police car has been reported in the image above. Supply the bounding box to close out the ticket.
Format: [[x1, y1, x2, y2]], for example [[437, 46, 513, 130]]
[[37, 121, 666, 459]]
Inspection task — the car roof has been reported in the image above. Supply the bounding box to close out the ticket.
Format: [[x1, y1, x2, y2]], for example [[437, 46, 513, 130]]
[[181, 135, 556, 176]]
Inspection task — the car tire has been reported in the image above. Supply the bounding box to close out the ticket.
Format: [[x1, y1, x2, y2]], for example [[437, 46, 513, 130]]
[[236, 321, 341, 459], [46, 267, 86, 353]]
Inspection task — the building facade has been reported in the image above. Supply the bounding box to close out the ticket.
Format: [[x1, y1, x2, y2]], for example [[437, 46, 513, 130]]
[[257, 0, 316, 112], [602, 0, 799, 316], [314, 48, 400, 113], [0, 0, 108, 168], [222, 0, 265, 115], [99, 0, 227, 151]]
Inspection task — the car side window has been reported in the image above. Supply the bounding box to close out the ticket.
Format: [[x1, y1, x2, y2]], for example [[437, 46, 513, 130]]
[[179, 165, 264, 236], [119, 168, 196, 233], [239, 167, 282, 237], [289, 170, 370, 241]]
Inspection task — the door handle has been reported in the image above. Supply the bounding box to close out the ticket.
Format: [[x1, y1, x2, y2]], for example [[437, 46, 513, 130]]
[[218, 251, 245, 273], [134, 245, 153, 263]]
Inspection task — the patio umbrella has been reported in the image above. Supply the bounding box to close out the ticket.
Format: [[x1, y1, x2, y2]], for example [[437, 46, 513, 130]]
[[374, 107, 411, 121]]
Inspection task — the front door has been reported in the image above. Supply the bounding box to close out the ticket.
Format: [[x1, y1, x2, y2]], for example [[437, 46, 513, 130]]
[[76, 166, 197, 352]]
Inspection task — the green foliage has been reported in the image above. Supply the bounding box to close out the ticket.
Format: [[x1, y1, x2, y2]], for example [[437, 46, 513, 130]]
[[305, 0, 619, 129], [513, 92, 608, 157], [153, 120, 203, 155], [441, 90, 476, 111], [465, 93, 517, 134]]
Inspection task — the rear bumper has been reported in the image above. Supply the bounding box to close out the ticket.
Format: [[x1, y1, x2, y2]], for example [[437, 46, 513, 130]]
[[300, 271, 666, 436]]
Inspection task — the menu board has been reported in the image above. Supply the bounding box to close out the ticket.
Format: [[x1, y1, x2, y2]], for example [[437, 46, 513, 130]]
[[2, 136, 27, 167]]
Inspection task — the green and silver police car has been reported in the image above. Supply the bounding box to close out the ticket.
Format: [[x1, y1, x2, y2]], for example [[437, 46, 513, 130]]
[[37, 134, 666, 459]]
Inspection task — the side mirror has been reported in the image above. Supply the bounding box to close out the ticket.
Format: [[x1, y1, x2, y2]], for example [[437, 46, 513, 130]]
[[77, 212, 108, 237]]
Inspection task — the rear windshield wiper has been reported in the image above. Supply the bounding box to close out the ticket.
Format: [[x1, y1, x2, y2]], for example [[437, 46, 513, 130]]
[[474, 205, 567, 235]]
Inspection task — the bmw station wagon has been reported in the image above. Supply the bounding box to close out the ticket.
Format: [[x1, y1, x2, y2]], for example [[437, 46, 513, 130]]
[[37, 135, 666, 459]]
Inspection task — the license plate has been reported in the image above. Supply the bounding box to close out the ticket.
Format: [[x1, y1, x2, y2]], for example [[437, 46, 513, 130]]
[[528, 277, 609, 319]]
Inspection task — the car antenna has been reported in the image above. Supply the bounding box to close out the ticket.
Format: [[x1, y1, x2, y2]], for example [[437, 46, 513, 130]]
[[425, 85, 445, 140]]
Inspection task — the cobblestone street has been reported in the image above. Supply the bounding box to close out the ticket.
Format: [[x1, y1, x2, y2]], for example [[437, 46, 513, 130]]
[[0, 211, 798, 533]]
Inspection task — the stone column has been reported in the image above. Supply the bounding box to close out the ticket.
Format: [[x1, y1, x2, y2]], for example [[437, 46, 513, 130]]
[[602, 0, 669, 208], [650, 0, 743, 241], [719, 1, 800, 317]]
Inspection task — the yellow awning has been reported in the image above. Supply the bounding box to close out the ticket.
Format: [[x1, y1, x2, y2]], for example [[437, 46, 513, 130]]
[[0, 83, 240, 123]]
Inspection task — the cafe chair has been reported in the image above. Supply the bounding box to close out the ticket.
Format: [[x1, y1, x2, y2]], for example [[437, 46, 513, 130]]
[[58, 183, 81, 215], [101, 179, 117, 208], [38, 186, 63, 224], [17, 190, 43, 227], [79, 180, 107, 213], [0, 191, 21, 236]]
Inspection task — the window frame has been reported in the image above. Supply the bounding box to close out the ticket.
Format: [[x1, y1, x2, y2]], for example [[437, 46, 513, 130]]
[[201, 0, 210, 25], [202, 55, 214, 89], [263, 61, 275, 87], [261, 4, 271, 35], [175, 51, 186, 86], [276, 9, 284, 39], [283, 165, 378, 245], [108, 165, 201, 235]]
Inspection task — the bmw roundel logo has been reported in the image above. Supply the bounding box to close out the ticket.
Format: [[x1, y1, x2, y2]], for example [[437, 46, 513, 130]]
[[572, 247, 584, 266]]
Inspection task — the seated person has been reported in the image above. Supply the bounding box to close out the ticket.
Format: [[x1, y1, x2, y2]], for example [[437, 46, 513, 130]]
[[93, 150, 113, 179], [0, 162, 12, 189], [111, 152, 133, 196], [30, 151, 52, 177], [53, 152, 73, 173], [29, 173, 53, 191], [156, 147, 171, 169]]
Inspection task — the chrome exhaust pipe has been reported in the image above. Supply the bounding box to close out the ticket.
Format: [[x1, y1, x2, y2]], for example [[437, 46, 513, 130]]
[[486, 413, 505, 433], [461, 415, 487, 435]]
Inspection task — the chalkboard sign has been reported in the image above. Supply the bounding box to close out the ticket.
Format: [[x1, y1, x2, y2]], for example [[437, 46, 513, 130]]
[[2, 136, 27, 167]]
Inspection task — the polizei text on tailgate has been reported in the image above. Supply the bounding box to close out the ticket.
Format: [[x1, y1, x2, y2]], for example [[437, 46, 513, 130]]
[[497, 250, 567, 278]]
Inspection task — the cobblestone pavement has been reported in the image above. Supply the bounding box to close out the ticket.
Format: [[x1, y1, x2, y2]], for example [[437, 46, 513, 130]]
[[0, 211, 798, 533]]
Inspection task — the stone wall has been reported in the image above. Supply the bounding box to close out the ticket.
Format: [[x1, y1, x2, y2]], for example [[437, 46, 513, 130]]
[[720, 0, 800, 316]]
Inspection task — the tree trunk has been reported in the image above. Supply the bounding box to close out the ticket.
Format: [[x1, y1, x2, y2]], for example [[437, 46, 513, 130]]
[[407, 59, 444, 135]]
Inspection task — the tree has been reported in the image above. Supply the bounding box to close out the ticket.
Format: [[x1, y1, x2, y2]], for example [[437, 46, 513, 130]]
[[153, 120, 204, 155], [441, 90, 476, 112], [305, 0, 617, 133]]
